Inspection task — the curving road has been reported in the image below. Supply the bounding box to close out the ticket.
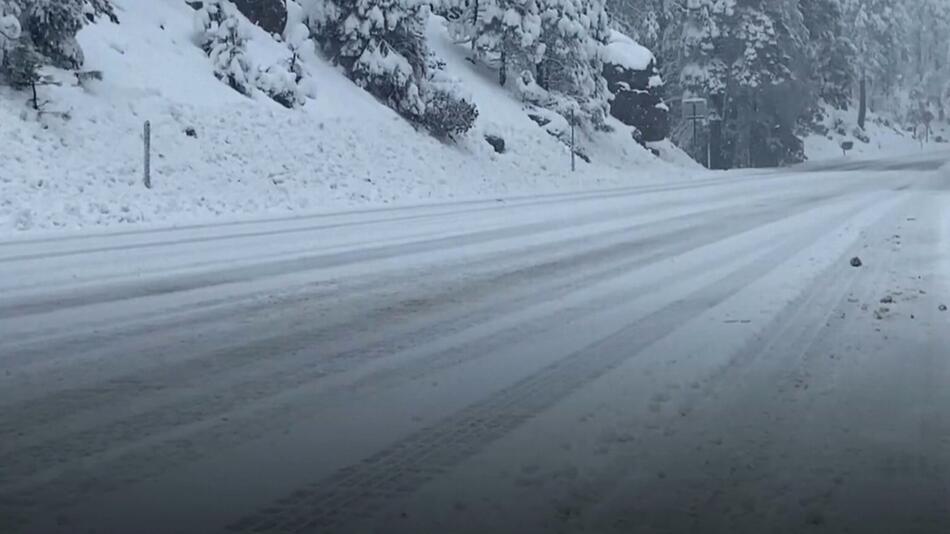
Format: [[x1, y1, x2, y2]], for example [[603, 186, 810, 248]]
[[2, 153, 950, 534]]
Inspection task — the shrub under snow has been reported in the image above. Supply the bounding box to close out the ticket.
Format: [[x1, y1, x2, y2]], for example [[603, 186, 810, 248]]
[[256, 62, 304, 109]]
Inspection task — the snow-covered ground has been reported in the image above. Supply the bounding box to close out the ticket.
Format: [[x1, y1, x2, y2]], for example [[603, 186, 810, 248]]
[[0, 0, 696, 234], [804, 105, 950, 162], [2, 152, 950, 533]]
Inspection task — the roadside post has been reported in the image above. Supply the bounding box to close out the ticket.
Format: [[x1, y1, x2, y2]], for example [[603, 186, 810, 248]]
[[683, 97, 708, 167], [144, 120, 152, 189]]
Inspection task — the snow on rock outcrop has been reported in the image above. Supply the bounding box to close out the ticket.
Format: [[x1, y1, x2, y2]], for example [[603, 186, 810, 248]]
[[602, 30, 669, 143], [601, 30, 653, 72]]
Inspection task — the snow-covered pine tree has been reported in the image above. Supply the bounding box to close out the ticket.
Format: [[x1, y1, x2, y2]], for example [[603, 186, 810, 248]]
[[195, 0, 254, 96], [604, 0, 670, 52], [305, 0, 429, 119], [5, 39, 44, 109], [304, 0, 477, 137], [443, 0, 543, 87], [674, 0, 810, 167], [800, 0, 855, 112], [840, 0, 909, 128], [904, 0, 950, 121], [533, 0, 612, 126], [21, 0, 86, 69]]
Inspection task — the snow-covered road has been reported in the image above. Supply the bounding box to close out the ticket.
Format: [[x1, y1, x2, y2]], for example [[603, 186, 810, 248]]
[[2, 154, 950, 534]]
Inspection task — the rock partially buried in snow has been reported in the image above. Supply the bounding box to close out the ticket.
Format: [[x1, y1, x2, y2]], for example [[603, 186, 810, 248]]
[[940, 304, 948, 312], [850, 257, 863, 267], [484, 134, 506, 154]]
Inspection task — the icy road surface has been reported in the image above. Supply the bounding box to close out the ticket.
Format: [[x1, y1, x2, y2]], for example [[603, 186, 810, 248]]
[[2, 153, 950, 534]]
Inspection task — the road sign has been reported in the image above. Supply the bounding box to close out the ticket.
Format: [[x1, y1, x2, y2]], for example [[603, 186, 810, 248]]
[[682, 97, 707, 121]]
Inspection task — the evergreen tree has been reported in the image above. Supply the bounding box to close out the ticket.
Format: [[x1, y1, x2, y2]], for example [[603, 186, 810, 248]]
[[306, 0, 430, 118], [5, 39, 44, 109], [800, 0, 855, 112], [840, 0, 909, 128], [605, 0, 671, 52], [304, 0, 477, 137], [904, 0, 950, 121], [447, 0, 544, 87], [22, 0, 86, 69], [196, 0, 254, 96], [674, 0, 810, 167]]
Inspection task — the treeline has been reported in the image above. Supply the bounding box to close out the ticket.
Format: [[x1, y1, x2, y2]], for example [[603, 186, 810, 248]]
[[611, 0, 950, 168]]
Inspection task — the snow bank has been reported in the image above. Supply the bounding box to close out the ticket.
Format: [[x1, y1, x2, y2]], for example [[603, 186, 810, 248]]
[[803, 105, 950, 162], [0, 1, 695, 234]]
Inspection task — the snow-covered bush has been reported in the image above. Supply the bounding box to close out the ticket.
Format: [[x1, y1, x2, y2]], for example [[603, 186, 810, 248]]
[[195, 0, 254, 96], [421, 87, 478, 139], [256, 62, 304, 108], [420, 52, 477, 139]]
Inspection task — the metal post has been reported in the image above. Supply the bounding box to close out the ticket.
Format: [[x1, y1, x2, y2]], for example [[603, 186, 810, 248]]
[[570, 109, 576, 172], [144, 120, 151, 189], [692, 117, 697, 158]]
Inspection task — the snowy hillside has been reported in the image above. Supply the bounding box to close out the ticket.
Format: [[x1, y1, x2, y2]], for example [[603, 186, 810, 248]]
[[803, 105, 950, 162], [0, 0, 695, 233]]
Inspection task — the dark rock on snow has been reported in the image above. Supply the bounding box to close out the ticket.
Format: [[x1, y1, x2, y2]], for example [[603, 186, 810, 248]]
[[602, 58, 669, 143], [484, 134, 506, 154], [232, 0, 287, 35]]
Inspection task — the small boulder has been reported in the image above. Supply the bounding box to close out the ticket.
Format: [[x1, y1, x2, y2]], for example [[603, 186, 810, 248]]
[[484, 134, 506, 154], [940, 304, 948, 312], [850, 257, 863, 267]]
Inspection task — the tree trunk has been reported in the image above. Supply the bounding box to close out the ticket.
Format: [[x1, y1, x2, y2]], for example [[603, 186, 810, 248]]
[[471, 0, 479, 52], [499, 50, 507, 87], [858, 74, 867, 130]]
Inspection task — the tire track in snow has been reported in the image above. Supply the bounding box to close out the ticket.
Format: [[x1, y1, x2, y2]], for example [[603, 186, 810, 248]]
[[0, 201, 798, 479], [0, 169, 788, 256], [0, 196, 741, 319], [221, 198, 882, 534], [568, 196, 937, 534], [554, 195, 913, 534], [0, 194, 877, 529]]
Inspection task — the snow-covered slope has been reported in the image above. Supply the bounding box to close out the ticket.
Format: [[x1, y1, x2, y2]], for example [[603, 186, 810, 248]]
[[0, 0, 695, 233], [803, 105, 950, 162]]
